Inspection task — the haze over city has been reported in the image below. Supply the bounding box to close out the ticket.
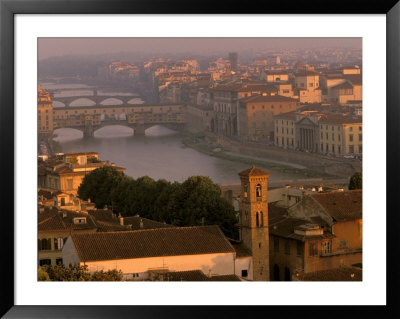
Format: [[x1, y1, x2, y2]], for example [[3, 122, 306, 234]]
[[38, 37, 361, 60]]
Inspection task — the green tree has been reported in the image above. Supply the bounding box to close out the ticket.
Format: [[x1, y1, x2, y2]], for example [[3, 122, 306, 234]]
[[172, 176, 238, 238], [349, 172, 362, 190], [37, 267, 50, 281], [78, 166, 126, 209], [38, 264, 123, 281], [78, 169, 239, 239]]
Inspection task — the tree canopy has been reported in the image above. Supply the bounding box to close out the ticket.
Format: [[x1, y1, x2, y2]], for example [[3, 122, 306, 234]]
[[349, 171, 362, 190], [38, 264, 123, 281], [77, 167, 238, 239]]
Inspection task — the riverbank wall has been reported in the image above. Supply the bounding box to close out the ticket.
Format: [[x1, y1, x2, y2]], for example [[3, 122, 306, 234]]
[[194, 133, 361, 179]]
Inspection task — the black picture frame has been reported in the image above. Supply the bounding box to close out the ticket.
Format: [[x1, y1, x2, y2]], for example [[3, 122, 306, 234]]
[[1, 0, 399, 318]]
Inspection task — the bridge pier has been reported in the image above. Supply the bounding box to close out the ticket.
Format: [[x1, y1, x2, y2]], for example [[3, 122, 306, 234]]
[[134, 125, 146, 136], [83, 124, 94, 138]]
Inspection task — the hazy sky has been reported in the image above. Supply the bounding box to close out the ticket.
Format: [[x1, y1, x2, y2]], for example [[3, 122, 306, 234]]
[[38, 38, 361, 60]]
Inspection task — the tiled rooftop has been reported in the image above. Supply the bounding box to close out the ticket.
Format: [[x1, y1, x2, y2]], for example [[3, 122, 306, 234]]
[[311, 190, 362, 222], [70, 225, 235, 262], [240, 94, 298, 104], [239, 166, 270, 177], [298, 267, 362, 281]]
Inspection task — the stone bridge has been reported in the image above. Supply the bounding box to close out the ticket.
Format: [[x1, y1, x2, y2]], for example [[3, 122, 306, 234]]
[[52, 95, 144, 107], [48, 88, 144, 107], [52, 103, 186, 138]]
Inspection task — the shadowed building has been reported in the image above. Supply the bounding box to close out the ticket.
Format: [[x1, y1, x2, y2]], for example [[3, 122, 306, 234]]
[[229, 52, 238, 72], [269, 189, 362, 281]]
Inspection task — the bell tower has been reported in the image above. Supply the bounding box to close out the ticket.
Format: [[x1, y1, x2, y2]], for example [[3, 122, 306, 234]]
[[238, 165, 270, 281]]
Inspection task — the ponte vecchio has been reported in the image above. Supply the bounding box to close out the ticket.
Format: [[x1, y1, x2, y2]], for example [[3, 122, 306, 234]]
[[52, 103, 186, 138]]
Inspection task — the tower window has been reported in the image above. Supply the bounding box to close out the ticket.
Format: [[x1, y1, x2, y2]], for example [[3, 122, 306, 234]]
[[256, 212, 260, 227], [243, 185, 248, 199], [256, 184, 262, 199]]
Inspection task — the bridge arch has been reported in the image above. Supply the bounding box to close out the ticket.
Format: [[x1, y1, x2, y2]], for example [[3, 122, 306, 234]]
[[69, 98, 96, 107], [52, 101, 67, 108], [127, 97, 145, 105], [53, 127, 84, 141], [99, 97, 124, 105], [145, 124, 179, 136], [93, 125, 134, 138]]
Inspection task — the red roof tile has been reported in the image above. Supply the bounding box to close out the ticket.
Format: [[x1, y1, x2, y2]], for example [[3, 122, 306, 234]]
[[240, 94, 298, 104], [298, 267, 362, 281], [311, 190, 362, 222], [238, 165, 270, 177], [71, 225, 235, 262]]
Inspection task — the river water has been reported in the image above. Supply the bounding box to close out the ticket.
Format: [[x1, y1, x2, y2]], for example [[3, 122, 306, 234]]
[[42, 82, 310, 184]]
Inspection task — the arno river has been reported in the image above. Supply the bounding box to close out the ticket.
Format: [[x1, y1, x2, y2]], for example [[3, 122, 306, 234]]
[[54, 126, 311, 184], [42, 82, 311, 184]]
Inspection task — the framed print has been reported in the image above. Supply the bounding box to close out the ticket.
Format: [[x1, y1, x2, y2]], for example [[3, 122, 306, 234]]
[[1, 0, 399, 318]]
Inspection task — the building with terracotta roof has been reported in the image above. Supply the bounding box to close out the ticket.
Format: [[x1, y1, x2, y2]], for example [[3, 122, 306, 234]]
[[269, 189, 362, 281], [320, 71, 362, 105], [38, 187, 96, 211], [273, 105, 362, 156], [238, 94, 299, 143], [62, 225, 239, 280], [260, 70, 290, 83], [38, 206, 99, 267], [38, 152, 125, 196], [119, 215, 174, 230], [319, 113, 362, 155], [296, 266, 362, 281], [208, 82, 291, 138], [294, 69, 322, 103], [38, 205, 157, 267]]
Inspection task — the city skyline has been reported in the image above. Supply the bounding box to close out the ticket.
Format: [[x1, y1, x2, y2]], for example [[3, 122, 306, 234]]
[[38, 37, 362, 61]]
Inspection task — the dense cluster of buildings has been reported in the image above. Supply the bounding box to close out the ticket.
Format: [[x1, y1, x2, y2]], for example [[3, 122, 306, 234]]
[[97, 61, 140, 83], [39, 49, 362, 158], [37, 49, 362, 281], [37, 153, 362, 281], [38, 152, 125, 196], [136, 53, 362, 157]]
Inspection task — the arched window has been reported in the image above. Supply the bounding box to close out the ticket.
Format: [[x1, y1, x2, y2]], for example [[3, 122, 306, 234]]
[[256, 212, 259, 227], [256, 184, 262, 198], [243, 185, 248, 199], [260, 211, 264, 227]]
